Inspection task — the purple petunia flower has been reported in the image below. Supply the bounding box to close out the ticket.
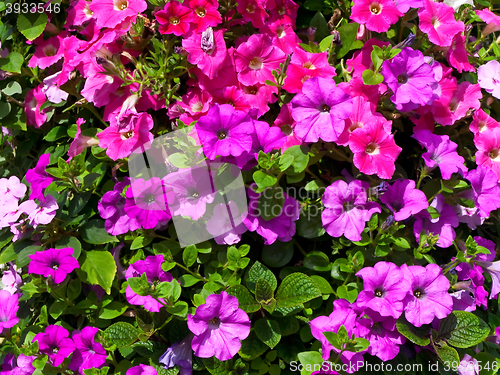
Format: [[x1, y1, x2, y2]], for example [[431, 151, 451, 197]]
[[25, 153, 53, 202], [0, 289, 19, 330], [379, 179, 429, 221], [28, 247, 79, 284], [321, 180, 381, 242], [355, 262, 410, 319], [125, 254, 173, 312], [291, 77, 353, 143], [356, 309, 405, 361], [98, 178, 140, 235], [401, 263, 453, 327], [125, 177, 172, 230], [206, 202, 247, 245], [412, 129, 466, 179], [159, 334, 194, 375], [243, 186, 300, 245], [69, 327, 108, 374], [475, 260, 500, 299], [196, 104, 254, 160], [187, 291, 251, 361], [466, 165, 500, 218], [381, 47, 438, 112], [0, 353, 36, 375], [1, 263, 22, 295], [33, 325, 76, 367], [126, 365, 158, 375]]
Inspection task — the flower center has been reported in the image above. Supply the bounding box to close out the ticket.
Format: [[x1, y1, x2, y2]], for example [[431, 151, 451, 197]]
[[120, 130, 134, 140], [169, 16, 180, 25], [478, 121, 487, 132], [249, 57, 263, 70], [276, 26, 285, 38], [281, 124, 293, 136], [431, 16, 440, 28], [145, 194, 156, 203], [374, 288, 384, 297], [370, 3, 381, 14], [217, 130, 227, 140], [43, 45, 57, 57], [208, 317, 221, 328], [191, 102, 204, 113], [397, 74, 408, 84], [321, 104, 330, 112], [196, 7, 206, 17], [342, 201, 353, 212], [84, 4, 93, 17], [489, 148, 500, 161], [114, 0, 128, 10], [302, 61, 316, 69], [365, 142, 379, 155], [50, 261, 59, 270], [278, 5, 286, 15], [192, 191, 199, 198], [246, 4, 255, 13], [413, 289, 424, 299], [349, 122, 362, 133]]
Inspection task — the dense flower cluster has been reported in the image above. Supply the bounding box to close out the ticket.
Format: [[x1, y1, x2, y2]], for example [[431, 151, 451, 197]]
[[0, 0, 500, 374]]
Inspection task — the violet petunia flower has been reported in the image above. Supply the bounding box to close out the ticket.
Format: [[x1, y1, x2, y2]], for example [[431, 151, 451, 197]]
[[33, 325, 76, 367], [290, 77, 353, 143], [28, 247, 79, 284], [475, 260, 500, 300], [196, 104, 254, 160], [457, 354, 480, 375], [1, 263, 22, 295], [187, 291, 251, 361], [355, 262, 410, 319], [0, 353, 36, 375], [159, 334, 194, 375], [381, 47, 438, 112], [125, 177, 172, 230], [401, 263, 453, 327], [125, 254, 174, 312], [0, 289, 19, 330], [25, 153, 53, 202], [321, 180, 381, 242], [465, 165, 500, 218], [477, 60, 500, 100], [69, 327, 108, 374], [379, 179, 428, 221], [126, 365, 158, 375], [413, 129, 466, 179]]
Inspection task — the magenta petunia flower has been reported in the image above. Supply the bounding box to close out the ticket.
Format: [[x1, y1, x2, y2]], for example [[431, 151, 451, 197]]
[[25, 153, 53, 202], [125, 254, 174, 312], [476, 9, 500, 36], [350, 0, 402, 33], [68, 119, 99, 159], [413, 129, 466, 180], [195, 104, 254, 160], [474, 128, 500, 181], [0, 290, 19, 330], [187, 291, 251, 361], [466, 165, 500, 218], [401, 263, 453, 327], [234, 33, 286, 86], [349, 121, 402, 180], [475, 260, 500, 300], [477, 60, 500, 100], [182, 27, 227, 80], [33, 325, 76, 367], [381, 47, 438, 112], [156, 1, 194, 36], [69, 327, 108, 374], [291, 76, 353, 143], [125, 177, 172, 230], [418, 0, 464, 47], [28, 247, 79, 284], [446, 34, 474, 73], [189, 0, 222, 32], [470, 109, 500, 135], [24, 84, 48, 128], [126, 364, 158, 375], [89, 0, 147, 29], [97, 111, 154, 161], [379, 179, 428, 221], [321, 179, 381, 242], [0, 353, 36, 375], [28, 35, 64, 70], [355, 262, 409, 319], [236, 0, 268, 29], [243, 186, 300, 245]]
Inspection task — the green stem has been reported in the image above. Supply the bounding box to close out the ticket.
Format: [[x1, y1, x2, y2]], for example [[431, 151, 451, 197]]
[[294, 238, 307, 256]]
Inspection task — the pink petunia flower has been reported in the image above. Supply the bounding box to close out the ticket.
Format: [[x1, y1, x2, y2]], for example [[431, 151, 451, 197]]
[[470, 109, 500, 135], [379, 179, 429, 221], [156, 1, 194, 36], [349, 121, 402, 180], [0, 290, 19, 330], [236, 0, 268, 29], [68, 118, 99, 159], [477, 60, 500, 100], [28, 247, 79, 284], [262, 19, 300, 54], [25, 84, 49, 128], [418, 0, 464, 47], [89, 0, 147, 29], [474, 127, 500, 181], [273, 103, 302, 151], [187, 291, 251, 361], [189, 0, 222, 32], [351, 0, 402, 33], [65, 0, 94, 28], [28, 35, 64, 69], [182, 27, 227, 79], [206, 202, 247, 245], [476, 9, 500, 36], [234, 33, 286, 86], [126, 365, 158, 375], [446, 34, 474, 73]]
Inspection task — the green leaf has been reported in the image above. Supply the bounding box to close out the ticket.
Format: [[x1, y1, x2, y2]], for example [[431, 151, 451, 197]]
[[239, 331, 268, 361], [396, 322, 431, 346], [275, 273, 321, 307], [255, 319, 281, 349], [318, 34, 335, 52], [0, 101, 11, 120], [323, 331, 342, 350], [427, 206, 440, 220], [49, 301, 67, 319], [345, 337, 370, 353], [309, 275, 334, 295], [67, 279, 81, 300], [303, 251, 332, 271], [128, 273, 151, 297], [0, 51, 23, 74], [55, 237, 82, 259], [78, 250, 117, 294], [303, 0, 326, 11], [104, 322, 139, 348], [437, 311, 490, 348], [179, 274, 202, 287], [281, 145, 309, 174], [310, 12, 329, 41], [245, 261, 277, 292], [255, 278, 274, 303], [297, 351, 324, 375], [253, 170, 277, 190], [226, 285, 260, 313], [258, 186, 284, 221], [130, 236, 153, 250], [80, 219, 118, 245], [43, 126, 67, 142], [182, 245, 198, 267], [362, 69, 384, 85], [296, 206, 325, 238], [337, 22, 359, 59], [433, 341, 460, 365], [17, 12, 48, 41], [262, 241, 294, 268], [2, 81, 22, 96], [99, 301, 128, 320], [336, 285, 358, 303], [167, 301, 188, 317]]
